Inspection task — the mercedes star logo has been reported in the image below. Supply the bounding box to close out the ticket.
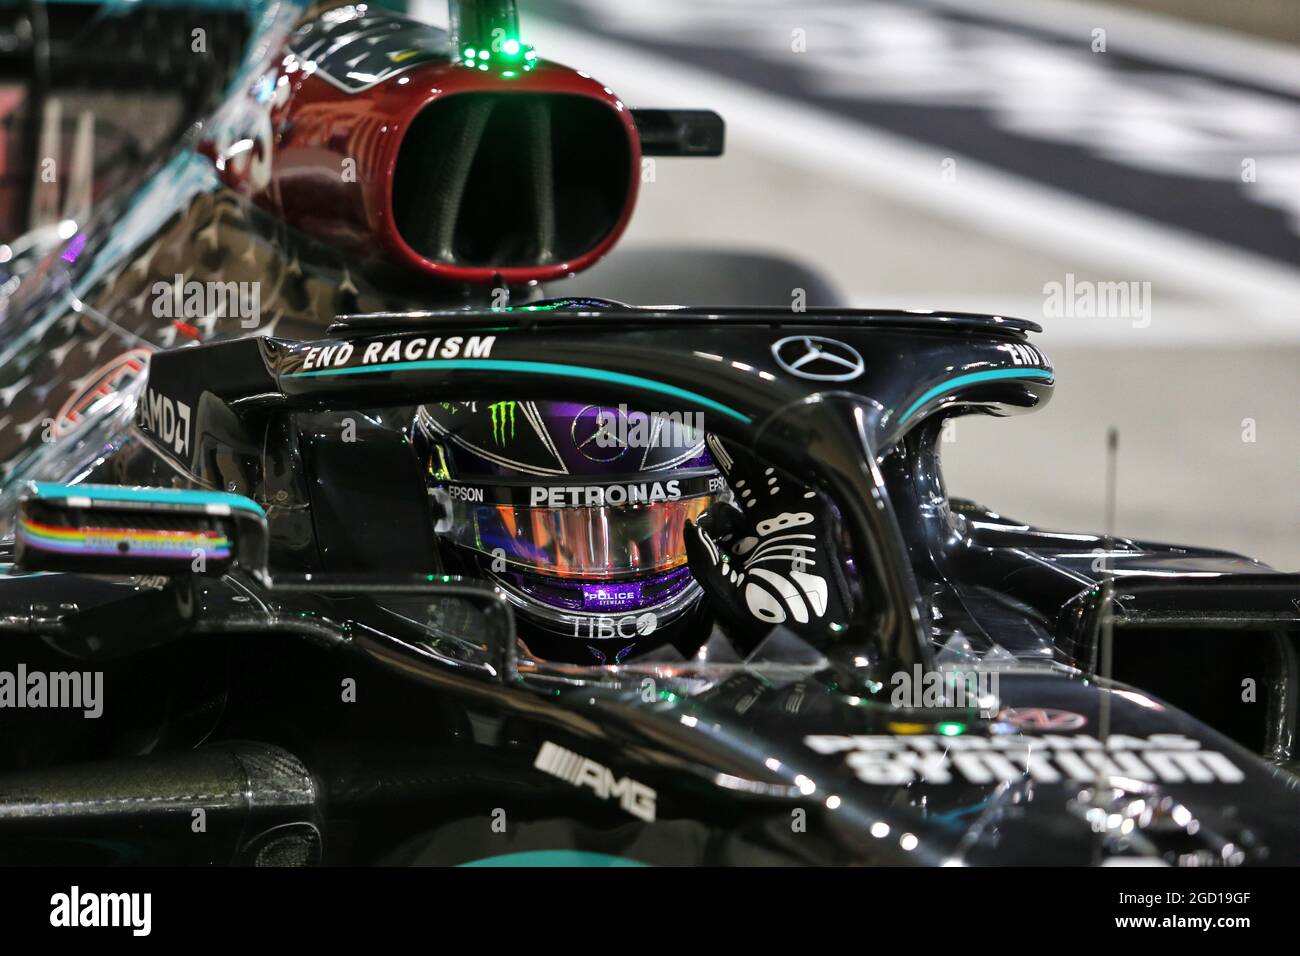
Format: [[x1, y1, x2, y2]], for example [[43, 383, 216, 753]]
[[571, 404, 630, 462], [771, 335, 865, 382]]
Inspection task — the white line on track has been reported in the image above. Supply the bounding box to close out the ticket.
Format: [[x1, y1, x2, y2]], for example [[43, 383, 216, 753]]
[[924, 0, 1300, 95]]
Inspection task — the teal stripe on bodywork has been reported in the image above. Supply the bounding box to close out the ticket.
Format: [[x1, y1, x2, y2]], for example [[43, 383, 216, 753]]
[[458, 851, 648, 867], [31, 483, 266, 517], [0, 565, 53, 578], [285, 359, 753, 424], [898, 368, 1054, 425]]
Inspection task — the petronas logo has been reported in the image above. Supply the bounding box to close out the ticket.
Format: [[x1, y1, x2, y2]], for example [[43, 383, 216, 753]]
[[489, 401, 516, 445]]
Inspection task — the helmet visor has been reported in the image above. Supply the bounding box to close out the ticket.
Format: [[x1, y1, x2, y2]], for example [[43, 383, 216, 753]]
[[438, 492, 715, 579]]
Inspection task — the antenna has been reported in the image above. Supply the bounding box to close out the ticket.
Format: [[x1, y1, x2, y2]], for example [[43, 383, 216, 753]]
[[1089, 427, 1119, 864], [1097, 425, 1118, 740]]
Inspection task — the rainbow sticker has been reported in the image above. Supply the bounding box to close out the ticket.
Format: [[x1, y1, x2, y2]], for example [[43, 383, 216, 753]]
[[17, 517, 231, 560]]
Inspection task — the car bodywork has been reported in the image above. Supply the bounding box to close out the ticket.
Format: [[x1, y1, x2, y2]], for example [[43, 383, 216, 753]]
[[0, 1, 1295, 866]]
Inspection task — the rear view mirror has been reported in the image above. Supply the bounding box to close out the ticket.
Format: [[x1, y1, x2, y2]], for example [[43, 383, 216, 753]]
[[14, 482, 268, 579], [631, 109, 725, 156]]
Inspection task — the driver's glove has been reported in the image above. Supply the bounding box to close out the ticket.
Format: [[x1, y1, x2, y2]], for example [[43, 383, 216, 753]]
[[684, 433, 853, 652]]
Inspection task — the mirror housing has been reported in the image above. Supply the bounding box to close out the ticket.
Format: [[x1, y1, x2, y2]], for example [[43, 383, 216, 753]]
[[631, 109, 725, 156], [14, 482, 268, 579]]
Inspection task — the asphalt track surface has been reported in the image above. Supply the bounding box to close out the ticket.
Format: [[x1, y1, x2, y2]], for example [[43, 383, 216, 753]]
[[422, 0, 1300, 569]]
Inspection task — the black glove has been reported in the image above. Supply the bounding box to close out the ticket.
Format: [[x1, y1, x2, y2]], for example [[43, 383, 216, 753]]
[[685, 433, 853, 654]]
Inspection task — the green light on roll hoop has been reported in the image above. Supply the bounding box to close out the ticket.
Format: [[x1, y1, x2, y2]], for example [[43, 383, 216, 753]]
[[460, 39, 534, 74], [453, 1, 536, 75]]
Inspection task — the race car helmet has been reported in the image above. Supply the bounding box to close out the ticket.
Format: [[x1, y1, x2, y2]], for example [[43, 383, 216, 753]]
[[415, 400, 724, 664]]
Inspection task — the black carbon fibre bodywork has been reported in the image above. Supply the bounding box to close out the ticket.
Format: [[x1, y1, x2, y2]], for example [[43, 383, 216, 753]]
[[0, 298, 1296, 865], [0, 1, 1295, 868]]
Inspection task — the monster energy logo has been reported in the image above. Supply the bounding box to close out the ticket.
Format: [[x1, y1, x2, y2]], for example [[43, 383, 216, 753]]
[[489, 401, 516, 445]]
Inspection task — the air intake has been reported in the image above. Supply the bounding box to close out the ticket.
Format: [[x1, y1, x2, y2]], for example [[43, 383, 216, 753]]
[[208, 5, 641, 284], [393, 93, 633, 270]]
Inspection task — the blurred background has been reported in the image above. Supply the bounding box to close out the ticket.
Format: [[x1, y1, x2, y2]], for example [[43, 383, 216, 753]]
[[499, 0, 1300, 569]]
